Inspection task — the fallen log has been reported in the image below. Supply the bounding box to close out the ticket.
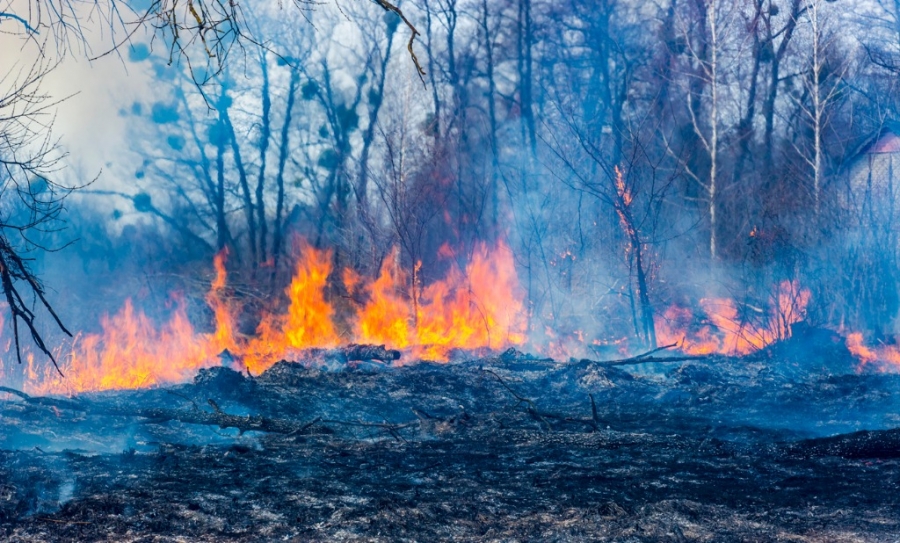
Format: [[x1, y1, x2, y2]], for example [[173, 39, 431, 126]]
[[0, 386, 86, 411], [0, 386, 321, 436], [342, 344, 401, 362], [575, 342, 712, 367]]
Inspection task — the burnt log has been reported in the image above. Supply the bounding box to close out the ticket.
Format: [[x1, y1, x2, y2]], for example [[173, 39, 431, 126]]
[[0, 386, 320, 436], [0, 386, 86, 411], [342, 343, 401, 362], [133, 400, 322, 435]]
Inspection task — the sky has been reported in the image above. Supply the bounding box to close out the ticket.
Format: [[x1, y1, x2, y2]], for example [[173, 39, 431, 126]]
[[0, 14, 156, 191], [0, 0, 357, 193]]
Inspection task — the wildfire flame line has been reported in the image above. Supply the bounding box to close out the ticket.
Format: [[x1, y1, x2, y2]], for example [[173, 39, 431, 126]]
[[655, 281, 811, 356], [20, 241, 528, 395], [3, 246, 900, 397]]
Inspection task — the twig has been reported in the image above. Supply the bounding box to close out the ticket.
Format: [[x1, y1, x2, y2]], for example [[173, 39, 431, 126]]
[[632, 342, 679, 359], [207, 399, 225, 414], [0, 235, 73, 376], [577, 343, 712, 367], [371, 0, 427, 86], [589, 393, 601, 430], [286, 417, 322, 437], [166, 390, 199, 410], [131, 401, 321, 435], [320, 418, 414, 442], [320, 419, 414, 430], [590, 355, 713, 367], [36, 517, 91, 525], [0, 386, 85, 411], [482, 369, 552, 431]]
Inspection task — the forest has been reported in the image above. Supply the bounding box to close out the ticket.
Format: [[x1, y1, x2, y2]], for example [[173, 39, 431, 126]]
[[7, 2, 900, 541], [0, 0, 900, 385]]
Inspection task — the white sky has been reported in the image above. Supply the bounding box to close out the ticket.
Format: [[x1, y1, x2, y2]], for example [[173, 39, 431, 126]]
[[0, 0, 359, 192], [0, 15, 156, 191]]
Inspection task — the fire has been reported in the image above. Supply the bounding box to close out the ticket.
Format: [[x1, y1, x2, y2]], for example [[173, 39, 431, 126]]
[[352, 242, 527, 361], [9, 240, 528, 394], [614, 166, 632, 208], [12, 240, 900, 396], [243, 244, 341, 374], [656, 281, 810, 355], [30, 298, 220, 396], [845, 332, 900, 370], [207, 249, 240, 356], [846, 332, 878, 365], [351, 250, 412, 350], [27, 250, 251, 396]]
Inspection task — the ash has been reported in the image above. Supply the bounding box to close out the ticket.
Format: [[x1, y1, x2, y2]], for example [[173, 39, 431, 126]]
[[2, 336, 900, 542]]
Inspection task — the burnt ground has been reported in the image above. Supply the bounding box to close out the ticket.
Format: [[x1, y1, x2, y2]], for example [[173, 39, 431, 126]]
[[2, 335, 900, 542]]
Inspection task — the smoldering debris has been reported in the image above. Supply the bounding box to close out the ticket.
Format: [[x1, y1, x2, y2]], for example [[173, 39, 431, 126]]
[[1, 339, 900, 542]]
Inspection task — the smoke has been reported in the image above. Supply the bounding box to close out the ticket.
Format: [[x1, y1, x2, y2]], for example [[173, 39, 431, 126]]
[[1, 0, 899, 384], [0, 20, 156, 192]]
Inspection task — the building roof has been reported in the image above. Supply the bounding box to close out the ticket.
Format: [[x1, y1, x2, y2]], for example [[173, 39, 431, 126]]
[[868, 131, 900, 154], [850, 120, 900, 158]]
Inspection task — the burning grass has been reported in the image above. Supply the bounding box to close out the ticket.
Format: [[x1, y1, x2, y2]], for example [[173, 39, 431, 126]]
[[655, 281, 811, 356], [13, 241, 529, 395], [1, 240, 899, 396]]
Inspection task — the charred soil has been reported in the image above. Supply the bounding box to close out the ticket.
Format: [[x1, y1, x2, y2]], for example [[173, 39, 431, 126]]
[[1, 338, 899, 542]]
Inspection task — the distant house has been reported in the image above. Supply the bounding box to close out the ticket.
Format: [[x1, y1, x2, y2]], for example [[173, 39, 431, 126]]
[[844, 121, 900, 228], [841, 121, 900, 339]]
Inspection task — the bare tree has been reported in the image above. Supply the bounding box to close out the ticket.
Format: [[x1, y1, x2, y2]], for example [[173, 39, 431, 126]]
[[789, 0, 847, 217], [0, 57, 73, 372], [675, 0, 740, 260], [1, 0, 425, 85]]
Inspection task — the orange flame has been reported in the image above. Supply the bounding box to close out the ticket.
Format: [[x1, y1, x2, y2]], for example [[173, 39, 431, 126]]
[[207, 249, 240, 357], [656, 281, 810, 356], [243, 244, 341, 374], [10, 239, 530, 394], [614, 166, 632, 208], [845, 332, 900, 370], [353, 242, 527, 361], [352, 249, 412, 350], [26, 242, 900, 395], [29, 298, 221, 395]]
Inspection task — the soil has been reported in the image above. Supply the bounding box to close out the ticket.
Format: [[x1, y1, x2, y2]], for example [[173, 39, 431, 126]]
[[1, 335, 899, 542]]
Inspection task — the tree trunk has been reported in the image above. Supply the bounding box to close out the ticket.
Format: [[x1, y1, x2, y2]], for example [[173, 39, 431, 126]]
[[256, 54, 272, 266], [271, 69, 300, 273]]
